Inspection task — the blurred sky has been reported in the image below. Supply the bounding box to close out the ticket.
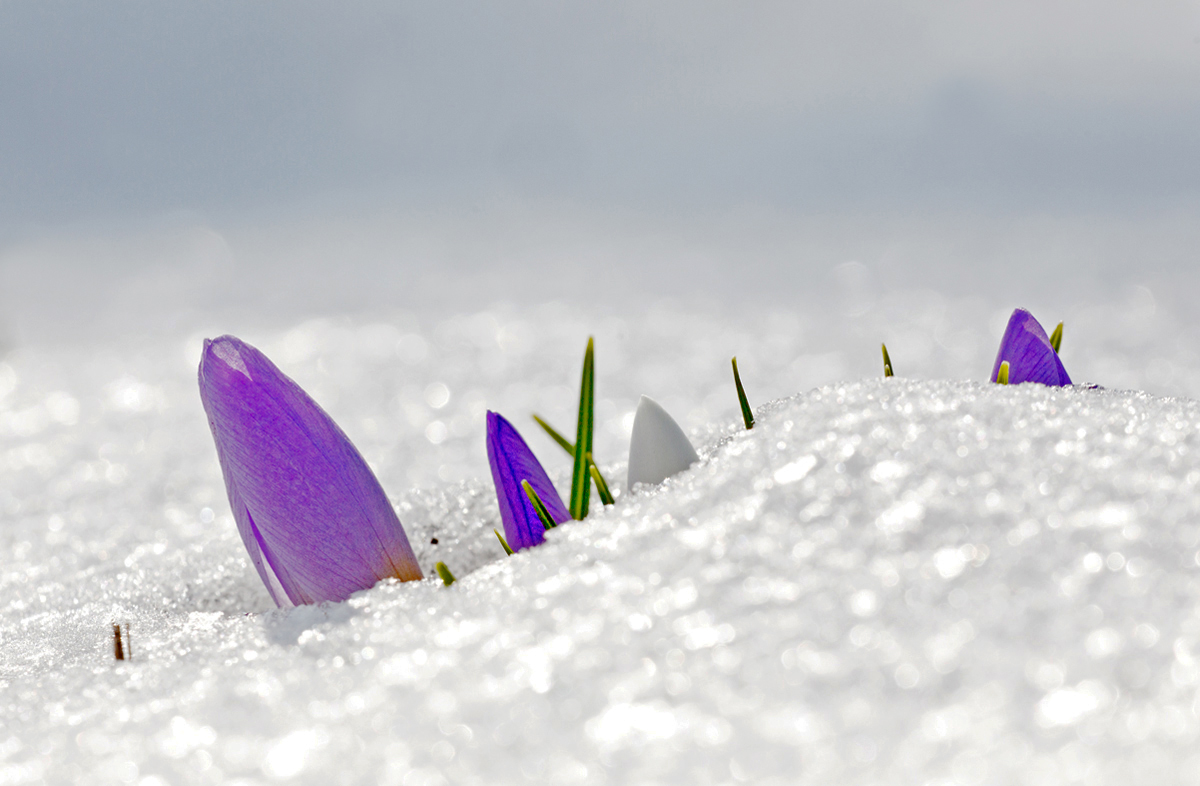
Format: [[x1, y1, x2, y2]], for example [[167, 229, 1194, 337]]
[[2, 1, 1200, 341]]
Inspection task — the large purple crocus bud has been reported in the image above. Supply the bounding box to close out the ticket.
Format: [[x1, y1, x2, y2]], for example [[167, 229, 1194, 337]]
[[486, 411, 571, 552], [990, 308, 1072, 387], [199, 335, 422, 607]]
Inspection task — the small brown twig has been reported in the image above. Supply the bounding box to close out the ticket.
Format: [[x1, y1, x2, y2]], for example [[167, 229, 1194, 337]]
[[112, 623, 125, 661]]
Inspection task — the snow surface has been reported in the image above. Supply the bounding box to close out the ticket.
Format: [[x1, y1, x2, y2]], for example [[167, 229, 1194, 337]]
[[4, 297, 1200, 785]]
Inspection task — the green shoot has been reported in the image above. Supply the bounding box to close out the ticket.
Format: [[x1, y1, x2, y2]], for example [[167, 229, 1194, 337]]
[[996, 361, 1010, 385], [587, 452, 614, 505], [569, 338, 595, 520], [1049, 322, 1063, 354], [534, 412, 615, 492], [494, 528, 513, 556], [435, 561, 456, 586], [882, 343, 894, 378], [732, 356, 754, 429], [523, 480, 559, 531], [533, 414, 575, 454]]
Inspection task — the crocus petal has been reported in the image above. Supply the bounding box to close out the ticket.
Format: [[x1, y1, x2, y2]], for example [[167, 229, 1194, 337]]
[[486, 411, 570, 551], [199, 335, 422, 607], [627, 395, 700, 488], [990, 309, 1072, 387]]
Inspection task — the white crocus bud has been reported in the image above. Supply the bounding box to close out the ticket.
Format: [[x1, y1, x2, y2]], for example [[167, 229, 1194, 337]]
[[627, 395, 699, 489]]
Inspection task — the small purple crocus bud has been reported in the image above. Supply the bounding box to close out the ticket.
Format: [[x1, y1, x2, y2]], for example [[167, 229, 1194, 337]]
[[990, 308, 1072, 387], [486, 411, 571, 552], [199, 335, 422, 607]]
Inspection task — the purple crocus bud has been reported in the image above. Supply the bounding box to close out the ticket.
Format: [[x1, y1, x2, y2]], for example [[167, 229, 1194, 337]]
[[990, 308, 1072, 386], [486, 411, 571, 552], [198, 335, 422, 607]]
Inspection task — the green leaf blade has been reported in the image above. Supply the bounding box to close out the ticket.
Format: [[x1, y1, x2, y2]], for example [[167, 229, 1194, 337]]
[[494, 528, 514, 556], [533, 414, 575, 456], [732, 356, 755, 429], [435, 561, 456, 586], [523, 480, 559, 531], [1049, 322, 1063, 354], [588, 452, 615, 506], [882, 343, 894, 378], [569, 337, 595, 520]]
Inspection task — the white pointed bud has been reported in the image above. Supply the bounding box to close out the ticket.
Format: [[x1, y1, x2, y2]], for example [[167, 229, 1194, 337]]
[[627, 395, 700, 489]]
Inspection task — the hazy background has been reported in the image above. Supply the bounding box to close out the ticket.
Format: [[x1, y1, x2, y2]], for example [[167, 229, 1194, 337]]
[[1, 0, 1199, 344]]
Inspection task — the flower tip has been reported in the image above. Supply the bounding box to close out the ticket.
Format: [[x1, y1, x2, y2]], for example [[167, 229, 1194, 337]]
[[200, 334, 255, 383], [202, 334, 240, 357]]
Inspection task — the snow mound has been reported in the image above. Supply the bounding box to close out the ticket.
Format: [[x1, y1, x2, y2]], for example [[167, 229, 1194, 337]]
[[4, 369, 1200, 784]]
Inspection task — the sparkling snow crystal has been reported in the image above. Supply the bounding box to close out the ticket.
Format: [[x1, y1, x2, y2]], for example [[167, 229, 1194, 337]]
[[4, 300, 1200, 784]]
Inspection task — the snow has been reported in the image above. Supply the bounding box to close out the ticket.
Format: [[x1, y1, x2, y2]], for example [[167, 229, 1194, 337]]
[[4, 294, 1200, 784]]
